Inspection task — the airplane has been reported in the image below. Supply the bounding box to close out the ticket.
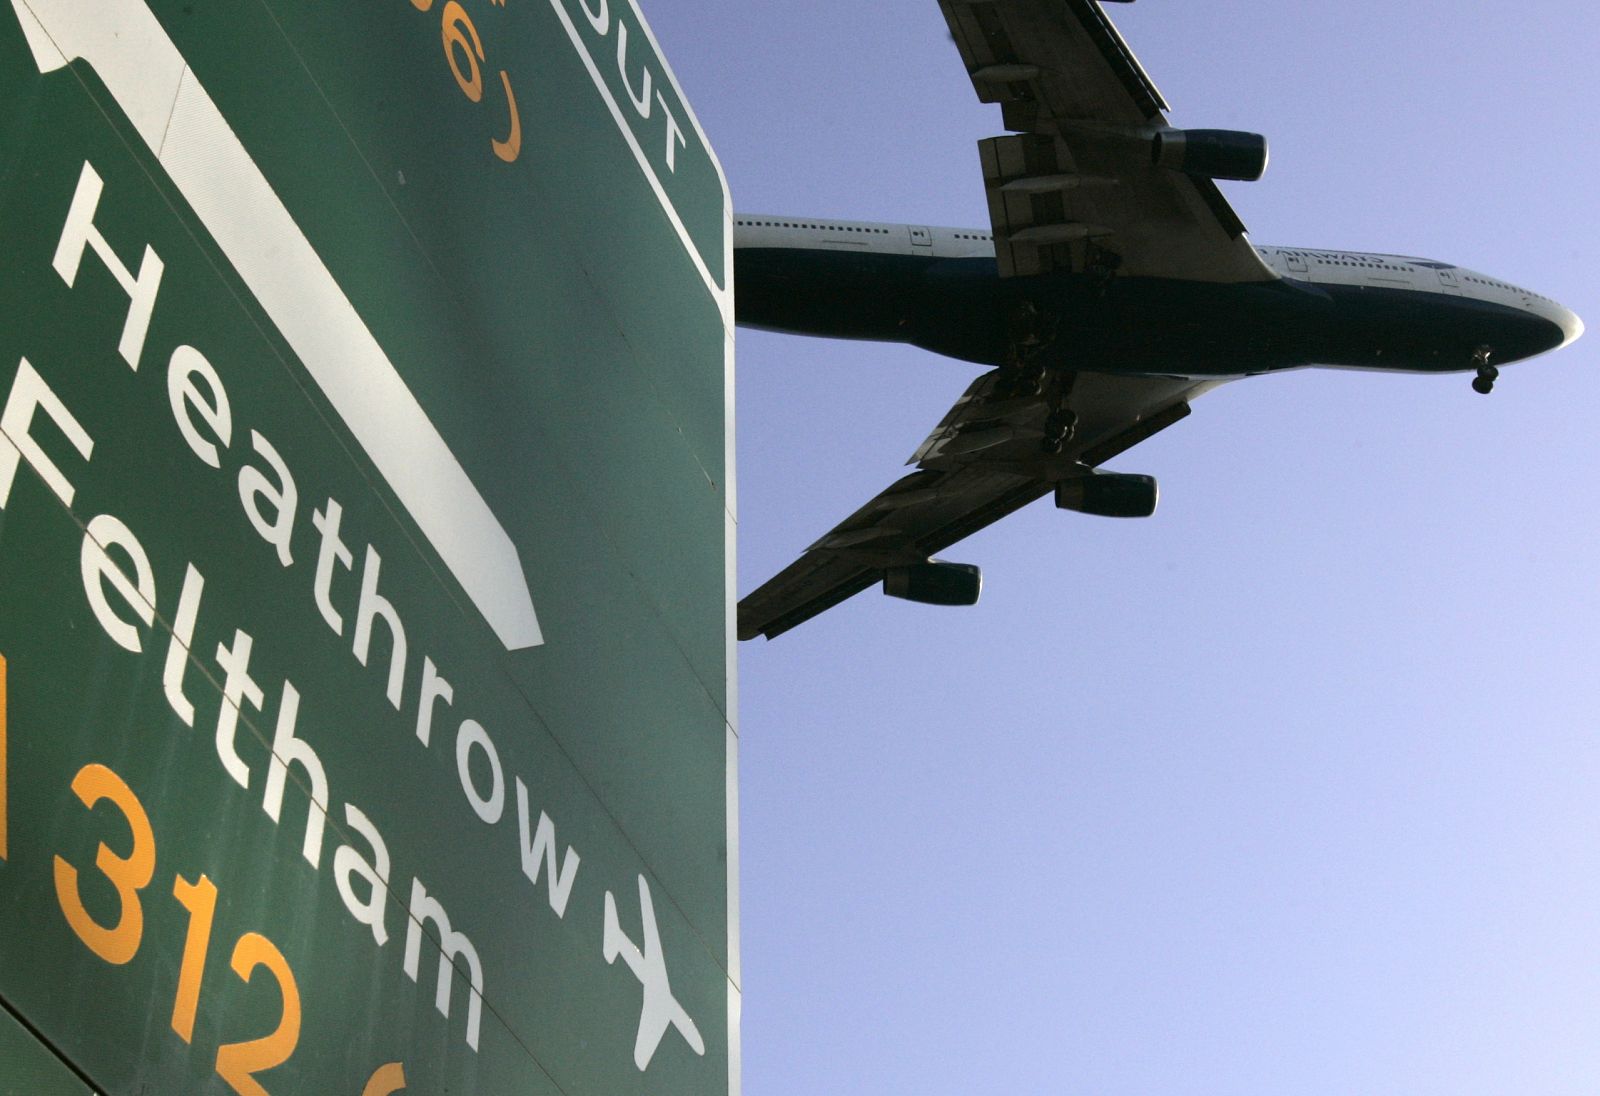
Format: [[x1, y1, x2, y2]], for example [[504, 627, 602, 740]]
[[603, 874, 707, 1071], [734, 0, 1583, 642]]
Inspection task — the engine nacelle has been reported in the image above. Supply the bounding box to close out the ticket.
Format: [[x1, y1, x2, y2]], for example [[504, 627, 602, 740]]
[[1151, 128, 1268, 182], [883, 560, 982, 607], [1055, 472, 1158, 518]]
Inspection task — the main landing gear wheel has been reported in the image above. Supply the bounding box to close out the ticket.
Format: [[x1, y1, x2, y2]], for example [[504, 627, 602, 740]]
[[1471, 346, 1497, 395], [1016, 363, 1046, 397], [1041, 410, 1077, 454], [998, 366, 1044, 400]]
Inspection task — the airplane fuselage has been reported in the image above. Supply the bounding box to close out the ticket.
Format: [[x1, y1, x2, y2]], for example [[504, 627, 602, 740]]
[[734, 216, 1581, 379]]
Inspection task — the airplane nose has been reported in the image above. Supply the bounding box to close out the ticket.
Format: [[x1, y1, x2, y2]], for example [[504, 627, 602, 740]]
[[1518, 295, 1584, 359], [1555, 302, 1585, 349]]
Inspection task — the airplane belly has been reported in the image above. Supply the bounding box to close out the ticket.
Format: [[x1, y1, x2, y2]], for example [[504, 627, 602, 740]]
[[733, 247, 928, 343], [1026, 277, 1328, 378], [1107, 278, 1329, 376], [1309, 285, 1567, 372], [733, 248, 1346, 379]]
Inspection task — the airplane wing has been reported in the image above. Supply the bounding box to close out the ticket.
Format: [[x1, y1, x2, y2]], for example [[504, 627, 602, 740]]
[[738, 370, 1220, 640], [938, 0, 1277, 283]]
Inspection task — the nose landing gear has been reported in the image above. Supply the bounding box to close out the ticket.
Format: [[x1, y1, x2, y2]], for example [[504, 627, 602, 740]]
[[1470, 345, 1498, 394]]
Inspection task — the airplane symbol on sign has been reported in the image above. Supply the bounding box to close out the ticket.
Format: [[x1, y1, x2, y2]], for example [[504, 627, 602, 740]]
[[603, 874, 705, 1070]]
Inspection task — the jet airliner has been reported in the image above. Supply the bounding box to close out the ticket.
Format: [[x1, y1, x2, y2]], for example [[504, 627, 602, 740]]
[[735, 0, 1582, 640]]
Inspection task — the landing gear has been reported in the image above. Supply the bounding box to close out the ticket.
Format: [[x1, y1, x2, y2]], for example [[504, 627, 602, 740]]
[[998, 300, 1055, 398], [1471, 345, 1497, 395], [1041, 409, 1078, 454], [998, 299, 1082, 454], [1084, 243, 1123, 299], [1012, 362, 1046, 398]]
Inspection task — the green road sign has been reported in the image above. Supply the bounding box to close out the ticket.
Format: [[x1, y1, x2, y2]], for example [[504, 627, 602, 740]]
[[0, 2, 736, 1093], [0, 1008, 93, 1095]]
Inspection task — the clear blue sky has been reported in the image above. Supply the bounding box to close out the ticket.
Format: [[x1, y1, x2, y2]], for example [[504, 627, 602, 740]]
[[650, 3, 1599, 1093]]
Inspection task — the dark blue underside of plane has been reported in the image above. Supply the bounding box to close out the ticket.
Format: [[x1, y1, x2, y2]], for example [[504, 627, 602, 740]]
[[734, 248, 1566, 377]]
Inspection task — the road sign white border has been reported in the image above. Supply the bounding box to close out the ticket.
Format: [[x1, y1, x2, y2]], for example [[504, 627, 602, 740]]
[[544, 0, 734, 327]]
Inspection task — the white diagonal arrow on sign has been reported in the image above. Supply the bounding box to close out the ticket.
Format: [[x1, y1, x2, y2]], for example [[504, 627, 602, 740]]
[[13, 0, 544, 651]]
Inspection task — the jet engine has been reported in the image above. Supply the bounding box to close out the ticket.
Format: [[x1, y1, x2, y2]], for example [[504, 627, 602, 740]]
[[883, 560, 983, 606], [1055, 472, 1158, 518], [1150, 128, 1269, 182]]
